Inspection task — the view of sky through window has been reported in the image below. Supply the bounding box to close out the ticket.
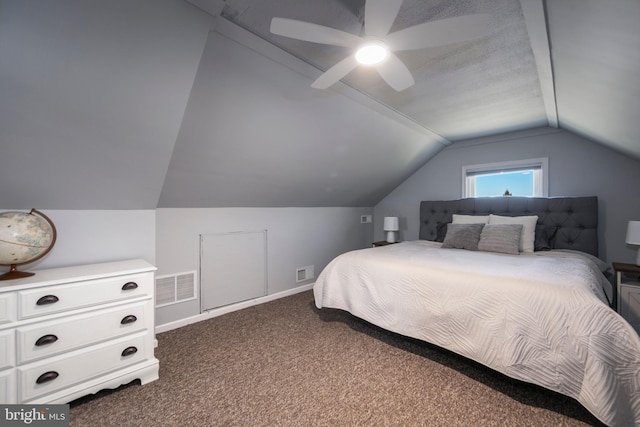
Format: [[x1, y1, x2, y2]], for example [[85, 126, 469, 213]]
[[474, 171, 534, 196]]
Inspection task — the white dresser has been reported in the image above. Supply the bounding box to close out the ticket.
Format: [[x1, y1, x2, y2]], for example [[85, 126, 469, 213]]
[[0, 259, 159, 404]]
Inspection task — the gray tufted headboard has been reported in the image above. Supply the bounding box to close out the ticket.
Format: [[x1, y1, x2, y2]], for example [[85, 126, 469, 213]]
[[419, 196, 599, 257]]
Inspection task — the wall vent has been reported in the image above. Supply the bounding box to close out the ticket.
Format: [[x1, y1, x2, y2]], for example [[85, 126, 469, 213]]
[[296, 265, 314, 283], [155, 271, 197, 307]]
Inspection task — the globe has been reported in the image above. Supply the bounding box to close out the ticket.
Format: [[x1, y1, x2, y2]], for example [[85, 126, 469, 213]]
[[0, 209, 57, 280]]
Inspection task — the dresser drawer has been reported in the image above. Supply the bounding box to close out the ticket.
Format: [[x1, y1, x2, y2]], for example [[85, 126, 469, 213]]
[[0, 369, 17, 404], [19, 331, 151, 402], [0, 329, 15, 369], [17, 300, 153, 364], [0, 293, 17, 325], [18, 272, 153, 319]]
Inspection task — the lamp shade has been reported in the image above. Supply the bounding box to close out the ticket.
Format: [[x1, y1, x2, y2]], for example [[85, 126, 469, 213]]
[[626, 221, 640, 245], [383, 217, 399, 231]]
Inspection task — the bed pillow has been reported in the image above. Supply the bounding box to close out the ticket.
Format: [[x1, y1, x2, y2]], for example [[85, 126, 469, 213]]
[[534, 225, 558, 251], [489, 214, 538, 253], [441, 223, 485, 251], [452, 214, 490, 224], [478, 224, 523, 255]]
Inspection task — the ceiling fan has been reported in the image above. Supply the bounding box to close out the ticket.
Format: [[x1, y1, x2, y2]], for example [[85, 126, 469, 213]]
[[270, 0, 489, 91]]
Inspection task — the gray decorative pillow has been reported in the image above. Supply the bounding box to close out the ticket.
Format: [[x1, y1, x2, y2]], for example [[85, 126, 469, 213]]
[[488, 214, 538, 253], [441, 223, 485, 250], [478, 224, 523, 255]]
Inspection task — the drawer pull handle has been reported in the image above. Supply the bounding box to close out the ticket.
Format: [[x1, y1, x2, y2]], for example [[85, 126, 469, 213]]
[[122, 282, 138, 291], [120, 315, 137, 325], [36, 371, 59, 384], [121, 346, 138, 357], [36, 295, 59, 306], [35, 334, 59, 346]]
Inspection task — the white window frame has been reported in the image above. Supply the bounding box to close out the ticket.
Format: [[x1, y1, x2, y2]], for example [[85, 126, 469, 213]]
[[462, 157, 549, 198]]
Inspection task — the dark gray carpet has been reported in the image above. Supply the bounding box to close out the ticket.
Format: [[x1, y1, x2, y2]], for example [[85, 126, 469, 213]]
[[69, 291, 604, 426]]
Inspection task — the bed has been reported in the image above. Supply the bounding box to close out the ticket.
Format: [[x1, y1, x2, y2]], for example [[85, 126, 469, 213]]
[[314, 197, 640, 427]]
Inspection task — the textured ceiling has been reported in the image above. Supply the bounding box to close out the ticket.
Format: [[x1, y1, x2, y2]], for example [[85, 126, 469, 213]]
[[222, 0, 547, 141], [217, 0, 640, 152]]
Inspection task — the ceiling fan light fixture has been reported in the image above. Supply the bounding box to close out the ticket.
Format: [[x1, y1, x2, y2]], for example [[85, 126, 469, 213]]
[[270, 5, 489, 91], [355, 42, 388, 65]]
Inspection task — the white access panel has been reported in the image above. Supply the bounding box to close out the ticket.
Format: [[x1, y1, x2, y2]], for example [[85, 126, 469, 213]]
[[200, 231, 267, 312]]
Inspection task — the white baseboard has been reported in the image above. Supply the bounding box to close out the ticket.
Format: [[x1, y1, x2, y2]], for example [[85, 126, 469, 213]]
[[155, 283, 314, 334]]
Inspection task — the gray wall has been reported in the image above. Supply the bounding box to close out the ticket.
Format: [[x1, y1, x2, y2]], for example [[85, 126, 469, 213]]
[[0, 207, 372, 330], [155, 207, 373, 326], [374, 127, 640, 264], [0, 210, 156, 273]]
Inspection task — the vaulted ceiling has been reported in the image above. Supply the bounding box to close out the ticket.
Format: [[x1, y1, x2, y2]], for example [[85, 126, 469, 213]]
[[1, 0, 638, 209]]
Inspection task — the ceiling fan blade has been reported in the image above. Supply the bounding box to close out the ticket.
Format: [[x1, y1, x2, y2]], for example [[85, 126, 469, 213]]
[[364, 0, 403, 37], [271, 17, 362, 48], [376, 53, 415, 91], [311, 56, 359, 89], [387, 14, 490, 51]]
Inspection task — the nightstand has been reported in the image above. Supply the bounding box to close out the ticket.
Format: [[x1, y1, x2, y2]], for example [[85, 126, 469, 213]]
[[613, 262, 640, 335], [372, 241, 398, 247]]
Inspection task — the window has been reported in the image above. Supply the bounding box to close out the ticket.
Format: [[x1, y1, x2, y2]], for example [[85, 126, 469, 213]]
[[462, 158, 548, 198]]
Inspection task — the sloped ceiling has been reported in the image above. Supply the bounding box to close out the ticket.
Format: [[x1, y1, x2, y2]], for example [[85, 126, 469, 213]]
[[1, 0, 639, 210], [156, 17, 445, 207], [547, 0, 640, 157], [0, 0, 211, 209], [212, 0, 640, 153]]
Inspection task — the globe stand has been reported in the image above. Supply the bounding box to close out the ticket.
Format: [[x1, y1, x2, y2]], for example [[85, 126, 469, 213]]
[[0, 264, 36, 281]]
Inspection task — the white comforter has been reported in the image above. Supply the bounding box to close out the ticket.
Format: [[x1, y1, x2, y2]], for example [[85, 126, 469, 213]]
[[314, 241, 640, 426]]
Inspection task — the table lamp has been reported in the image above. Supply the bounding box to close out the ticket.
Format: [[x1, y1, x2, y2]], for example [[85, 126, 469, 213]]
[[384, 217, 399, 243], [626, 221, 640, 265]]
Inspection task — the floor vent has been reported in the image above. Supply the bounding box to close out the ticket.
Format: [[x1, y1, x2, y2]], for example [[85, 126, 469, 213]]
[[155, 271, 197, 307]]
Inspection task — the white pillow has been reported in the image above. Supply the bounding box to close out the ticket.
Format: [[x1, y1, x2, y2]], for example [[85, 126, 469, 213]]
[[452, 214, 490, 224], [488, 214, 538, 253]]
